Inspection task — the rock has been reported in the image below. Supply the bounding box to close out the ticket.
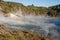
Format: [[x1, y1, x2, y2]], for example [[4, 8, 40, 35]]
[[0, 24, 54, 40]]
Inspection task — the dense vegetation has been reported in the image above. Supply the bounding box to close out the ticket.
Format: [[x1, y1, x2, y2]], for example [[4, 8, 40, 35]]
[[0, 0, 25, 13], [0, 0, 60, 17], [48, 5, 60, 17]]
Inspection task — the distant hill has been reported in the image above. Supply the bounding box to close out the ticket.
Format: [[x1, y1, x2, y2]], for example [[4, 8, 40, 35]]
[[0, 0, 60, 17]]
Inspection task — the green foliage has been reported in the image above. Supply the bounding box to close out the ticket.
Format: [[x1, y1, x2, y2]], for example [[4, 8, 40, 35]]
[[0, 1, 25, 13], [48, 4, 60, 17], [0, 0, 60, 17]]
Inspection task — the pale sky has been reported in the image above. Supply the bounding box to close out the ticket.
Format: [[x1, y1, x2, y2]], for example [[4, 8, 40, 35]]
[[4, 0, 60, 7]]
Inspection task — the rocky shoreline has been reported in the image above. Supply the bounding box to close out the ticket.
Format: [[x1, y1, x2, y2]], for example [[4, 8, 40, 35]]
[[0, 24, 54, 40]]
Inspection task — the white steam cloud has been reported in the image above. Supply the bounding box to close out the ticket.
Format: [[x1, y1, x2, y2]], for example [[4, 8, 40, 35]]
[[0, 11, 60, 40]]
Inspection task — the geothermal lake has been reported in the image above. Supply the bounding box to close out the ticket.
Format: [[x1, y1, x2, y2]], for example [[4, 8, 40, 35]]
[[0, 16, 60, 40]]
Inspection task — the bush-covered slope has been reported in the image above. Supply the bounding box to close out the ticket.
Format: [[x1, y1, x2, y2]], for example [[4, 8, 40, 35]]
[[0, 0, 25, 13], [0, 0, 60, 17], [47, 5, 60, 17]]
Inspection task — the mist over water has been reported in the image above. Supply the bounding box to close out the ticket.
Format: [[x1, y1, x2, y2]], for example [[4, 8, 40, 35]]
[[0, 12, 60, 40]]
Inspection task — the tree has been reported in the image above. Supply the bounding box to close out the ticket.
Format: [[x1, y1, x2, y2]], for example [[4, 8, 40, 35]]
[[31, 4, 34, 7]]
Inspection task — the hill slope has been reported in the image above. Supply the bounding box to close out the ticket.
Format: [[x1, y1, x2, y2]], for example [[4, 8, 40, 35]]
[[0, 0, 60, 17]]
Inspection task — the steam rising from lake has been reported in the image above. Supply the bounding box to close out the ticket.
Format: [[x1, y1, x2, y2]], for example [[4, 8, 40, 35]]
[[0, 11, 60, 40]]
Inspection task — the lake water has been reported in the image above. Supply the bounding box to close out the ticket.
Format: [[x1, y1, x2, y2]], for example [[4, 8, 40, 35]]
[[0, 16, 60, 40]]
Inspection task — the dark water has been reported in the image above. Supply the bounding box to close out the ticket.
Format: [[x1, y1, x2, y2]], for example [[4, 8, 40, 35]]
[[45, 19, 60, 26]]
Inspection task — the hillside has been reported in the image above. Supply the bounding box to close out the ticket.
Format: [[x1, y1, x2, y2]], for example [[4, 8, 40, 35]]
[[0, 0, 60, 17], [48, 5, 60, 17]]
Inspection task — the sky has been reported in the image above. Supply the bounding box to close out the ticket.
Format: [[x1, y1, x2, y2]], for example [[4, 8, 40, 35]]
[[4, 0, 60, 7]]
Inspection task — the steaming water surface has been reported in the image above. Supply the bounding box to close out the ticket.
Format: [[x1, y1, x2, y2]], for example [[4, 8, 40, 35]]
[[0, 14, 60, 40]]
